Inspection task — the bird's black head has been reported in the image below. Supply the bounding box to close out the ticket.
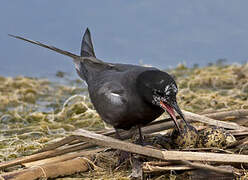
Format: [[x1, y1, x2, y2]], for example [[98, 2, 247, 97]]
[[136, 70, 185, 130]]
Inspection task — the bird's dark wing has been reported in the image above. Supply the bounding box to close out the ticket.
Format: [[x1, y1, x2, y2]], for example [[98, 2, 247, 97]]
[[89, 80, 128, 127], [96, 81, 127, 106]]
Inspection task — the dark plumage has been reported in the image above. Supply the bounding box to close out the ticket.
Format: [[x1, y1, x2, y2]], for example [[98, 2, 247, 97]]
[[9, 28, 187, 143]]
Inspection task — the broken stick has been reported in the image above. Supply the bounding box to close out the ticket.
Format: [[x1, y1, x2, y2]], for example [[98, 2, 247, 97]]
[[182, 110, 247, 130], [1, 157, 91, 180], [38, 109, 248, 153], [23, 148, 104, 167], [74, 129, 248, 164], [0, 141, 98, 169], [73, 128, 248, 175], [205, 109, 248, 120]]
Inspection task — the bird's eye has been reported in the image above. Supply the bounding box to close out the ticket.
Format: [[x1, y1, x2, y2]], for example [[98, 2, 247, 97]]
[[153, 89, 163, 96], [164, 84, 178, 95]]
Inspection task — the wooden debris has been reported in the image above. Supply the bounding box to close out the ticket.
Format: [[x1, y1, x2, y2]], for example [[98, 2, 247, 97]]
[[144, 160, 234, 175], [180, 160, 235, 175], [182, 147, 234, 154], [236, 137, 248, 149], [143, 161, 194, 172], [188, 166, 235, 180], [72, 129, 243, 176], [204, 110, 248, 120], [38, 109, 248, 154], [1, 109, 247, 179], [143, 161, 172, 166], [37, 117, 174, 153], [229, 129, 248, 136], [37, 135, 80, 153], [0, 141, 98, 169], [143, 164, 194, 172], [23, 148, 105, 167], [74, 129, 248, 164], [182, 110, 247, 130], [1, 157, 91, 180]]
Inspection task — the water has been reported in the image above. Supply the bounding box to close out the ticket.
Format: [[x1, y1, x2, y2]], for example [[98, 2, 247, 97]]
[[1, 1, 248, 78]]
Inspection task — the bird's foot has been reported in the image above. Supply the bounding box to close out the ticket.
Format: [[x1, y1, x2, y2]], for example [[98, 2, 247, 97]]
[[133, 135, 154, 147], [132, 126, 153, 146]]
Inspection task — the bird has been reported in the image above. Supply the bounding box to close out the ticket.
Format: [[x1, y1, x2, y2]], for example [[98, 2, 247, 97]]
[[9, 28, 187, 144]]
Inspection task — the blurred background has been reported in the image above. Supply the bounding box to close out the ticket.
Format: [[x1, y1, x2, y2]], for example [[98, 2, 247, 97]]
[[1, 0, 248, 78]]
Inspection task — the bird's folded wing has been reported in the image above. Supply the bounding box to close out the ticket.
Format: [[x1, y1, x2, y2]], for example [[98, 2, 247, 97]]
[[97, 82, 127, 106]]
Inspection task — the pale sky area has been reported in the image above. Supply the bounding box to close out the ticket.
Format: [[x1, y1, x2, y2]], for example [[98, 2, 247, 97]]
[[1, 1, 248, 77]]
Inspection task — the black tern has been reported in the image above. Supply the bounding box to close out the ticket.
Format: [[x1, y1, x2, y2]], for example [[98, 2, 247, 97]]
[[9, 28, 187, 143]]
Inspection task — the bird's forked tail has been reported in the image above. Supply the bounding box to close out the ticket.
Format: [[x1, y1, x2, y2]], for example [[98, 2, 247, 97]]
[[8, 34, 79, 59]]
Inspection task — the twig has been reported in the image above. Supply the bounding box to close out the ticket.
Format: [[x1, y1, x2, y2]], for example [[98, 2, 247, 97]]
[[74, 129, 248, 164], [23, 148, 105, 167], [181, 147, 234, 154], [143, 161, 236, 175], [37, 135, 80, 153], [1, 157, 92, 180], [236, 137, 248, 149], [228, 129, 248, 136], [180, 160, 236, 175], [142, 161, 192, 173], [37, 118, 174, 153], [204, 110, 248, 120], [73, 129, 244, 175], [10, 109, 244, 171], [182, 110, 247, 130], [143, 163, 194, 173], [142, 161, 172, 166], [0, 141, 96, 169], [38, 109, 248, 153]]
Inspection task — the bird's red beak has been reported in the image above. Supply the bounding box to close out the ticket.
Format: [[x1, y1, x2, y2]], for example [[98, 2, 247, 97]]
[[160, 101, 180, 131]]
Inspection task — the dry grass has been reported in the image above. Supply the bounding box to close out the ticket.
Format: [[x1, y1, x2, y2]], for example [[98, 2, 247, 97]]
[[0, 63, 248, 179]]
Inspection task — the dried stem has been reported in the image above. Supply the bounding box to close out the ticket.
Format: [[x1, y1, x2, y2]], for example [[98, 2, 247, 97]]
[[182, 110, 247, 130], [75, 129, 248, 164], [23, 148, 105, 167], [1, 157, 91, 180]]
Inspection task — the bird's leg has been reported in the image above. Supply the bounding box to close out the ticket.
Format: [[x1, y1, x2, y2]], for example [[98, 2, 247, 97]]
[[137, 126, 144, 145], [115, 128, 123, 140], [136, 126, 153, 146]]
